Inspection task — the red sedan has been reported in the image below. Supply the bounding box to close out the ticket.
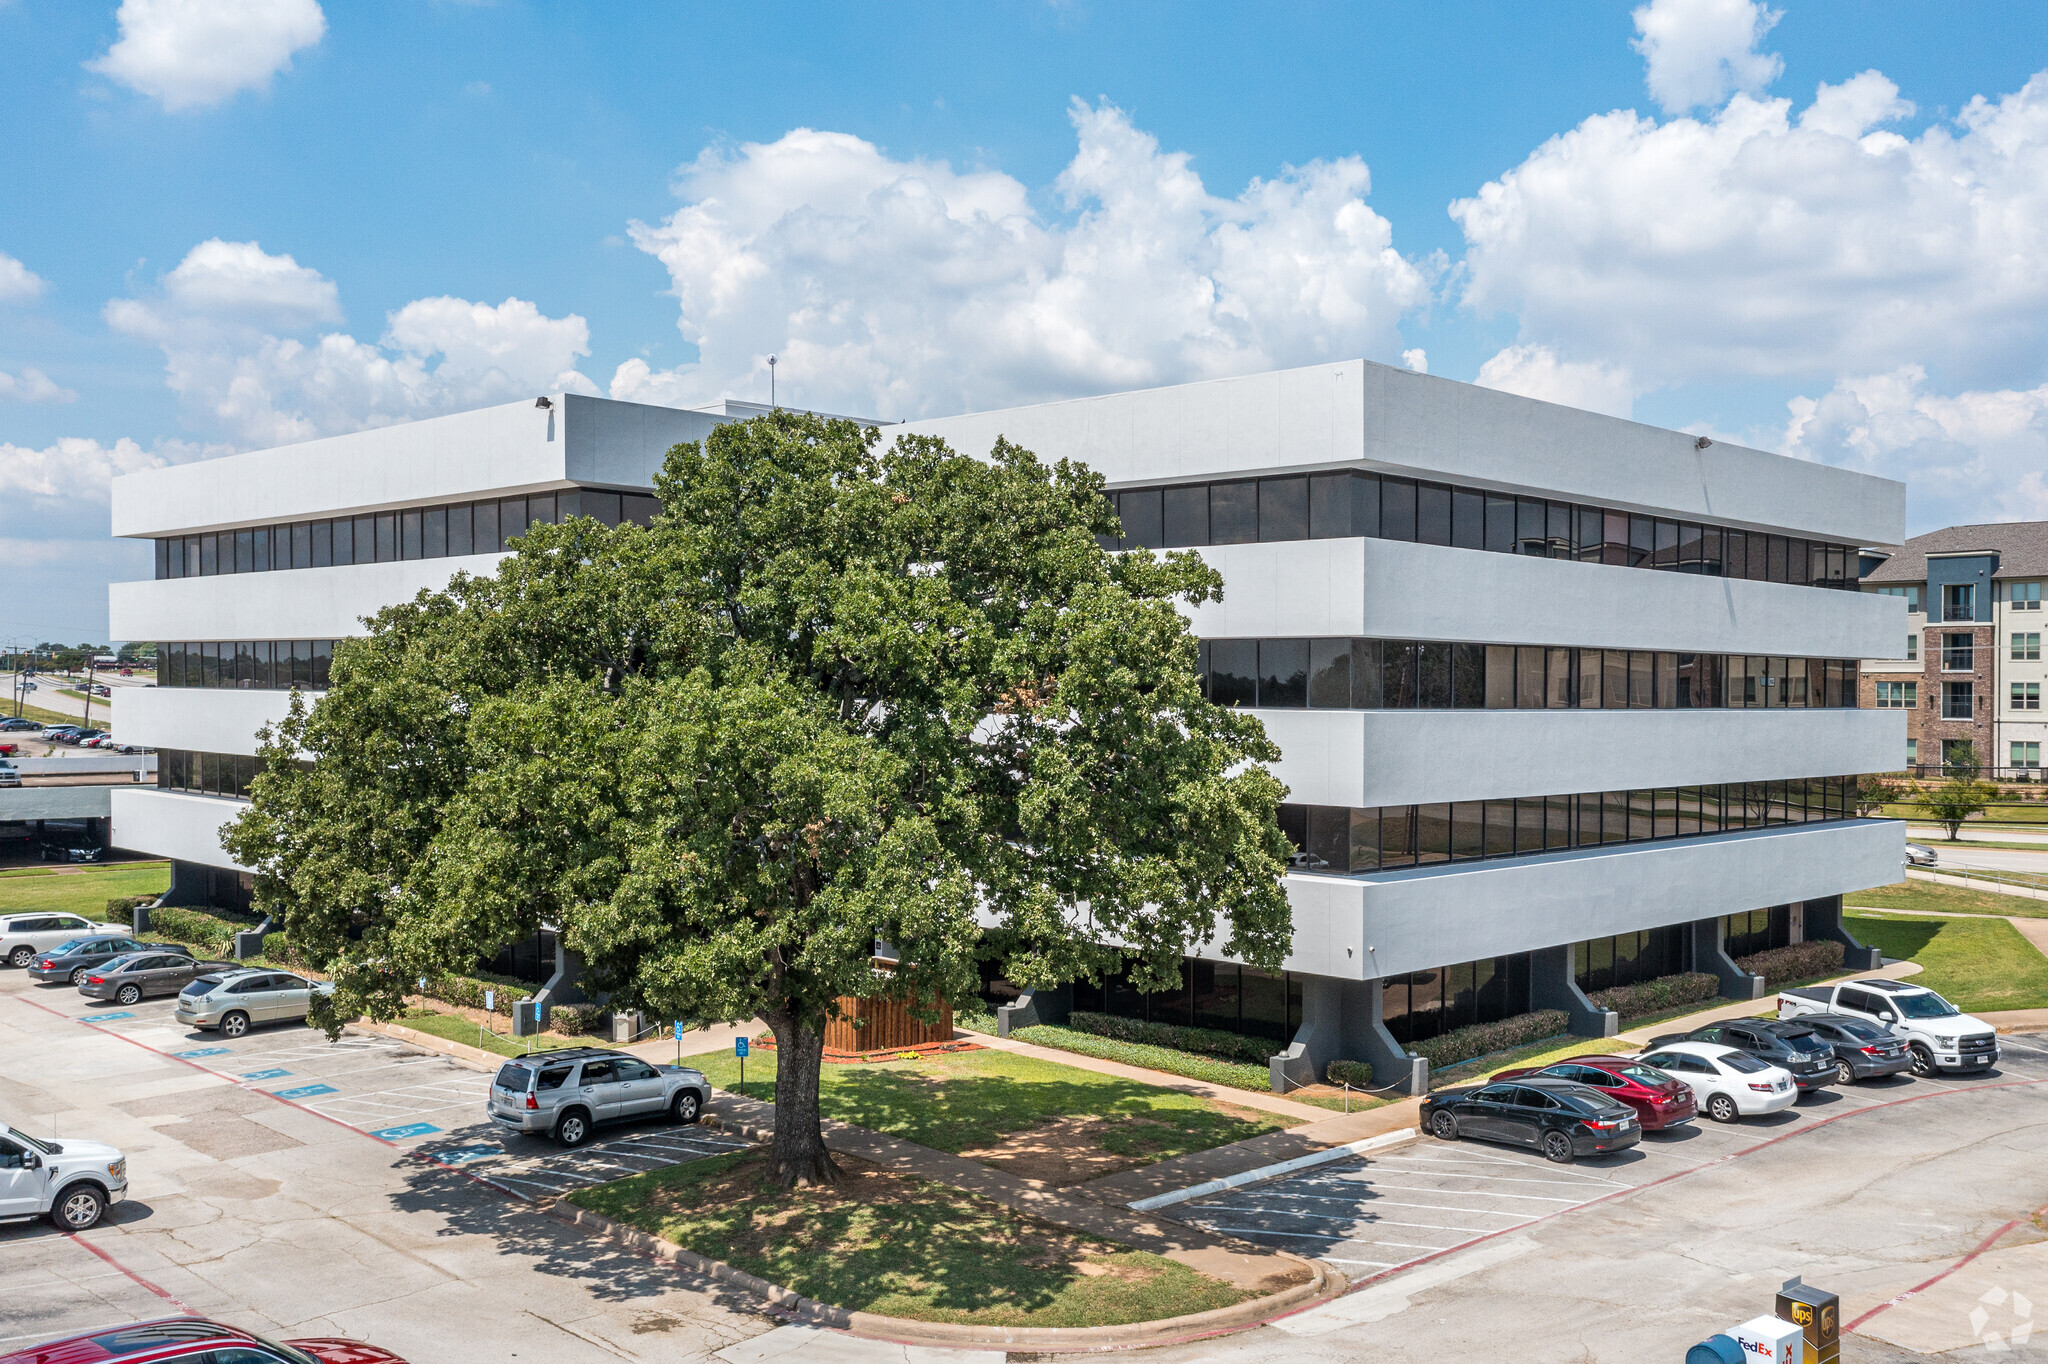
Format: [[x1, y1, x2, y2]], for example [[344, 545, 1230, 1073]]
[[1491, 1054, 1698, 1131], [1, 1317, 408, 1364]]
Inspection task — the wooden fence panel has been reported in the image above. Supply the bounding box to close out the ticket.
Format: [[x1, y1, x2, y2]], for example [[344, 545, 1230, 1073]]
[[824, 993, 954, 1052]]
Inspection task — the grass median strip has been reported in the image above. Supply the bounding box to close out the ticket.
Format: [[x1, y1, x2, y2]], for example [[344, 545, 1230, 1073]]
[[1844, 910, 2048, 1012], [397, 1008, 588, 1058], [567, 1148, 1250, 1328], [1848, 879, 2048, 919], [687, 1044, 1284, 1183], [0, 861, 169, 916]]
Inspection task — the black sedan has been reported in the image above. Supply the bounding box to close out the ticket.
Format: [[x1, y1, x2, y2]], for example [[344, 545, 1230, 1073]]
[[27, 936, 178, 985], [1421, 1076, 1642, 1163], [1792, 1012, 1915, 1083], [79, 951, 232, 1005], [1649, 1017, 1838, 1092]]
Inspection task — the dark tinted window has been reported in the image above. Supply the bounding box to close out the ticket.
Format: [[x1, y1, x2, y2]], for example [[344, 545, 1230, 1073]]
[[1415, 483, 1451, 545], [1258, 639, 1308, 707], [1380, 478, 1417, 540], [1210, 482, 1258, 544], [1208, 640, 1256, 707], [537, 1067, 572, 1090], [1259, 477, 1308, 542], [1163, 485, 1210, 546], [1307, 474, 1349, 539], [494, 1064, 532, 1091], [1118, 489, 1162, 549]]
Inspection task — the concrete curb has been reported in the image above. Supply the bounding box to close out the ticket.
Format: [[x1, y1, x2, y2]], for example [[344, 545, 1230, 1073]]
[[1127, 1127, 1418, 1212], [545, 1198, 1345, 1351], [349, 1018, 502, 1073]]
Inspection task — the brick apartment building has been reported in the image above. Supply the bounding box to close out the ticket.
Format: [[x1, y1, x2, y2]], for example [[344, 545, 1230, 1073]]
[[1861, 523, 2048, 779]]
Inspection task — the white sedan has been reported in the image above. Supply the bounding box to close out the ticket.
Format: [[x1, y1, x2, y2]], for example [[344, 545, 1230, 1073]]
[[1634, 1041, 1797, 1122]]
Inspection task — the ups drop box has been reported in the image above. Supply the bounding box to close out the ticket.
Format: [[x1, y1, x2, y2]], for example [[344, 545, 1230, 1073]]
[[1776, 1283, 1842, 1364], [1731, 1316, 1805, 1364]]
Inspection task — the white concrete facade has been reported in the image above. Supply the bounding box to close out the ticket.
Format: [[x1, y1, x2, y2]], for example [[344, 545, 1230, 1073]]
[[899, 359, 1906, 1053]]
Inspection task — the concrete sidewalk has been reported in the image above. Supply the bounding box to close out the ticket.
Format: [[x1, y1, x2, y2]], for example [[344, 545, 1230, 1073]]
[[1904, 866, 2048, 901], [960, 1027, 1332, 1124], [707, 1088, 1312, 1294]]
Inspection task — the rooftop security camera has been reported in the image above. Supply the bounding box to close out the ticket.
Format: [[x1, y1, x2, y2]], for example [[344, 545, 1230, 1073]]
[[534, 396, 553, 410], [1694, 435, 1713, 450]]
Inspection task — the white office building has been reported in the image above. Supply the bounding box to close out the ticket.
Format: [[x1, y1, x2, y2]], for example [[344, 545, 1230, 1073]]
[[107, 362, 1905, 1087]]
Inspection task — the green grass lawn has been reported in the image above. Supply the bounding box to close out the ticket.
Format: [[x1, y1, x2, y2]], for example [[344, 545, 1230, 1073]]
[[1844, 911, 2048, 1013], [686, 1043, 1284, 1167], [0, 862, 169, 918], [2, 699, 91, 728], [1846, 879, 2048, 919], [398, 1008, 588, 1058], [567, 1149, 1248, 1327]]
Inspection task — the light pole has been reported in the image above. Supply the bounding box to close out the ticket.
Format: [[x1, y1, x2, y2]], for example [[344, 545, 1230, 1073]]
[[768, 354, 777, 410]]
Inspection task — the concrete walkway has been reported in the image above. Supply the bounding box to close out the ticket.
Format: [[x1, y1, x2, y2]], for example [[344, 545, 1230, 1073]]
[[959, 1027, 1333, 1124], [707, 1089, 1312, 1294]]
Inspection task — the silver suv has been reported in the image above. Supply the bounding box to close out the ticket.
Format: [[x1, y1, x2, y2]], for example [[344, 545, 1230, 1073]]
[[487, 1048, 711, 1147], [174, 967, 335, 1037]]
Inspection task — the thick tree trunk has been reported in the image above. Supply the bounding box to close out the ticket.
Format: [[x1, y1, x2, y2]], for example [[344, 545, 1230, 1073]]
[[762, 1009, 841, 1186]]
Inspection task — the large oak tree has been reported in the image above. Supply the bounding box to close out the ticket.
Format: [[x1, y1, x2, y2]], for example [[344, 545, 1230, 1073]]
[[225, 414, 1293, 1183]]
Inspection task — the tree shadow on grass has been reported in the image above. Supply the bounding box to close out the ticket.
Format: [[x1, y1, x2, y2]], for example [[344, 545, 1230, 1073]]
[[1844, 914, 1943, 960], [810, 1064, 1279, 1160]]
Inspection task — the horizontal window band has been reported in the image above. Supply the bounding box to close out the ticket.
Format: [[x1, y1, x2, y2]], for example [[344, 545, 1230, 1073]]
[[1280, 776, 1860, 876], [156, 641, 336, 691], [1198, 639, 1859, 710], [153, 487, 660, 580], [1104, 472, 1857, 591]]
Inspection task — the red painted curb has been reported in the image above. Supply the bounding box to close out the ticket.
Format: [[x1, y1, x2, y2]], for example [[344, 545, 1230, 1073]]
[[62, 1230, 191, 1313]]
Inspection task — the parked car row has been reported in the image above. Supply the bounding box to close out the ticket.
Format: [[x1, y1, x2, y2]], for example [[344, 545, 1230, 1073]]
[[1423, 979, 1996, 1163]]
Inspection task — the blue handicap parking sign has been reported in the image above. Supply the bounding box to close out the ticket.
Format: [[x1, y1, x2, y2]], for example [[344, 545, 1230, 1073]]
[[734, 1036, 749, 1057], [371, 1122, 441, 1142], [240, 1068, 292, 1081], [176, 1047, 231, 1058], [271, 1083, 338, 1100], [84, 1012, 135, 1022], [674, 1021, 684, 1040]]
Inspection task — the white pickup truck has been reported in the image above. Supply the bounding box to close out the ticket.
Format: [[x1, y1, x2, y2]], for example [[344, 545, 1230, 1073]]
[[0, 1124, 128, 1229], [1779, 978, 2000, 1076]]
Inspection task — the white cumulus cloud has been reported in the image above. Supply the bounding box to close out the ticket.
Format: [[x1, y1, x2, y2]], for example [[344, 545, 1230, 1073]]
[[1450, 68, 2048, 391], [0, 436, 166, 503], [616, 99, 1430, 419], [86, 0, 327, 112], [1632, 0, 1783, 113], [107, 240, 597, 446], [0, 368, 78, 404], [1475, 344, 1636, 418], [1783, 367, 2048, 530], [0, 251, 45, 303]]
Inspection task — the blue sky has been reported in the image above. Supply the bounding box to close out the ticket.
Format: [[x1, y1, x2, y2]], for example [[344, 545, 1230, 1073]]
[[5, 0, 2048, 644]]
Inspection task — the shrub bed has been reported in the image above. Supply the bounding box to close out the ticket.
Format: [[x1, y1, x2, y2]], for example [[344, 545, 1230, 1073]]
[[547, 1002, 608, 1036], [418, 969, 533, 1014], [1064, 1011, 1276, 1065], [1586, 971, 1721, 1021], [1010, 1024, 1276, 1093], [1735, 940, 1845, 990], [146, 905, 251, 957], [1325, 1058, 1374, 1089], [103, 894, 158, 923], [1410, 1010, 1570, 1070]]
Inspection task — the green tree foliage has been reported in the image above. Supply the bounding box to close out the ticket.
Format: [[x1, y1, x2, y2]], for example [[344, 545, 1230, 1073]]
[[1855, 772, 1901, 817], [1924, 742, 1994, 839], [223, 414, 1294, 1184]]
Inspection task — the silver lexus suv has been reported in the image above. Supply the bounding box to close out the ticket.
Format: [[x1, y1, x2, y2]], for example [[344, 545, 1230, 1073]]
[[175, 967, 335, 1037], [487, 1047, 712, 1147]]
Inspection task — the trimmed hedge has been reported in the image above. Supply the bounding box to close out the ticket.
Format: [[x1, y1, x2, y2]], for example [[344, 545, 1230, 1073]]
[[1064, 1010, 1276, 1065], [548, 1002, 608, 1036], [419, 970, 533, 1014], [1325, 1059, 1374, 1089], [104, 894, 157, 922], [146, 905, 249, 956], [1011, 1024, 1276, 1093], [1587, 971, 1721, 1021], [1736, 940, 1845, 990], [1410, 1010, 1570, 1069]]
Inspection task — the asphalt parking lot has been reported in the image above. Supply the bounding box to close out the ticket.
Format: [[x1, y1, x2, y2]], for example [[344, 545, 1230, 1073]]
[[1179, 1033, 2048, 1285], [16, 973, 754, 1199], [1, 969, 764, 1362]]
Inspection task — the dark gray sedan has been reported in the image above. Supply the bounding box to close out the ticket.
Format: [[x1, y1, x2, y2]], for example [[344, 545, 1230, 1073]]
[[27, 936, 179, 986], [80, 951, 236, 1005]]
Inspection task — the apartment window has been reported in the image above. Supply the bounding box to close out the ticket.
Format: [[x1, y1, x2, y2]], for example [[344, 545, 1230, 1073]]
[[2014, 682, 2041, 711], [1943, 633, 1975, 671], [1943, 680, 1974, 720], [2014, 582, 2043, 611], [1906, 633, 1918, 661], [1906, 737, 1918, 768], [1944, 583, 1977, 621], [1875, 681, 1918, 708], [2014, 632, 2042, 661], [2014, 742, 2041, 770]]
